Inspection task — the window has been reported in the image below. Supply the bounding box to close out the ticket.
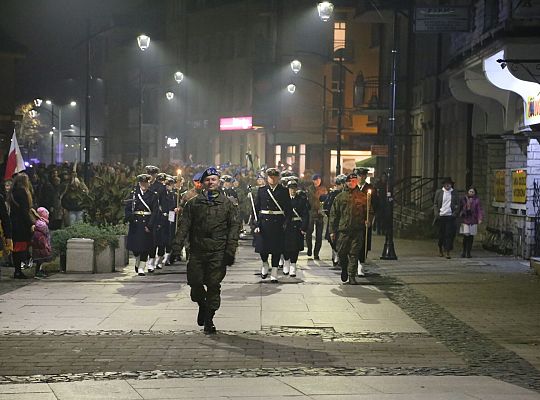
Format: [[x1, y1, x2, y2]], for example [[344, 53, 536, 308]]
[[286, 145, 296, 166], [275, 145, 281, 168], [333, 22, 346, 53], [299, 144, 306, 177]]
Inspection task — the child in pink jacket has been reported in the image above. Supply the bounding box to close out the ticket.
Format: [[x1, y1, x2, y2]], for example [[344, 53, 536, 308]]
[[32, 207, 52, 277]]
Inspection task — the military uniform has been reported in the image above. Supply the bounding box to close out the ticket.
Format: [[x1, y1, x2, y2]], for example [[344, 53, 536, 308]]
[[329, 173, 373, 285], [154, 176, 177, 269], [175, 173, 203, 262], [323, 174, 347, 266], [306, 174, 328, 259], [173, 167, 239, 334], [125, 174, 158, 276], [355, 168, 378, 275], [254, 168, 292, 282], [283, 181, 309, 277]]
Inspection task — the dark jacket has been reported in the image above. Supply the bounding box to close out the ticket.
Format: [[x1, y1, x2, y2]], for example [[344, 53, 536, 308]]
[[174, 191, 239, 258], [0, 194, 11, 240], [125, 186, 159, 252], [254, 184, 292, 254], [433, 188, 460, 219], [9, 187, 34, 243], [329, 186, 373, 235]]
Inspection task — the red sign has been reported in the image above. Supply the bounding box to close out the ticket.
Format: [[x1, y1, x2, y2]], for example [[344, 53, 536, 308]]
[[219, 116, 253, 131]]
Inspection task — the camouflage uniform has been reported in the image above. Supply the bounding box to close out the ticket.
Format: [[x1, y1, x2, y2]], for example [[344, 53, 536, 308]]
[[329, 186, 373, 282], [173, 190, 239, 313]]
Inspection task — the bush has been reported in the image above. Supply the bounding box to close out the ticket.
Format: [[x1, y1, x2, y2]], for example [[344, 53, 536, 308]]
[[83, 172, 133, 225], [51, 222, 119, 257]]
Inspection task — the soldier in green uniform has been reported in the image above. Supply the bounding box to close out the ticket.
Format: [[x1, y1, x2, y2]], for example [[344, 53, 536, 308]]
[[173, 167, 239, 334], [328, 172, 374, 285]]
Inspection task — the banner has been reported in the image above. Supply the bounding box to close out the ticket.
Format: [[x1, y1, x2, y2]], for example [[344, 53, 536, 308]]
[[512, 169, 527, 204], [494, 170, 505, 203]]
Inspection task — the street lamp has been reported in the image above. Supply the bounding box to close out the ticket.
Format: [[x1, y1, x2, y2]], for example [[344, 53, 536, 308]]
[[34, 98, 43, 107], [165, 91, 174, 100], [137, 34, 150, 51], [290, 60, 302, 74], [317, 2, 334, 22], [174, 71, 184, 84], [287, 84, 297, 94]]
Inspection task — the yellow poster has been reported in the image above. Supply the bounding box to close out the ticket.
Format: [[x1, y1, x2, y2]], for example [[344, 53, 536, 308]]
[[512, 169, 527, 204], [494, 170, 506, 203]]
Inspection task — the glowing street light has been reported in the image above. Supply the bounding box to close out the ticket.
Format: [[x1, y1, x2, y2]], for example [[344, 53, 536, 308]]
[[290, 60, 302, 74], [317, 2, 334, 22], [137, 34, 151, 51], [70, 101, 77, 107], [174, 71, 184, 84], [165, 91, 174, 101], [287, 84, 296, 94], [45, 100, 52, 105]]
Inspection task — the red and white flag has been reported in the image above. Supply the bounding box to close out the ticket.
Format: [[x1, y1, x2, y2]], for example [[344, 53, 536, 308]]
[[4, 130, 26, 180]]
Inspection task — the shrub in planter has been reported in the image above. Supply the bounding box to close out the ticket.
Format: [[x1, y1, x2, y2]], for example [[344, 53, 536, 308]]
[[83, 173, 132, 225], [52, 222, 119, 257]]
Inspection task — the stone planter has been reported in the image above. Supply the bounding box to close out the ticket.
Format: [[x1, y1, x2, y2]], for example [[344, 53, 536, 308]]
[[66, 238, 94, 273], [95, 245, 115, 273], [531, 257, 540, 275], [114, 235, 128, 270]]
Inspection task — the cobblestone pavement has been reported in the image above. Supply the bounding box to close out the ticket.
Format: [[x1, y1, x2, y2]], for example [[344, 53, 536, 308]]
[[0, 235, 539, 395]]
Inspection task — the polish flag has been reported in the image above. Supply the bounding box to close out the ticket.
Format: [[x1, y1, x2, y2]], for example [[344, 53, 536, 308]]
[[4, 131, 26, 180]]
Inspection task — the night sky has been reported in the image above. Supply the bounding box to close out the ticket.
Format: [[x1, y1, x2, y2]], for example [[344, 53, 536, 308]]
[[1, 0, 138, 103]]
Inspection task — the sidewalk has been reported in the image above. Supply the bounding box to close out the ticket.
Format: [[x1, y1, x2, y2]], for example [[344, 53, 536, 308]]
[[0, 235, 538, 399]]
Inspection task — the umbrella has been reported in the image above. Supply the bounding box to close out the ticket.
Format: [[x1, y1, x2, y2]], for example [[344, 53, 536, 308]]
[[355, 156, 376, 168]]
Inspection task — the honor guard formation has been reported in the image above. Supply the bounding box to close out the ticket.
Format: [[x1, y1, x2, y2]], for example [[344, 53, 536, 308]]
[[124, 165, 377, 334]]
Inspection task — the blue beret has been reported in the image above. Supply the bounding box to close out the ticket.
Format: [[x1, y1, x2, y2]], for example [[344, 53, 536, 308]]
[[312, 174, 321, 180], [201, 167, 220, 181], [192, 172, 203, 182]]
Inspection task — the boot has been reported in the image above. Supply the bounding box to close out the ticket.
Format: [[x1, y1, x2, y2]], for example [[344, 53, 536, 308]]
[[348, 275, 359, 285], [439, 247, 444, 257], [340, 263, 348, 282], [134, 256, 141, 273], [461, 237, 467, 258], [147, 258, 155, 273], [155, 256, 164, 270], [278, 255, 284, 269], [466, 236, 473, 258], [137, 262, 146, 276], [445, 251, 451, 259], [270, 267, 279, 283], [357, 261, 365, 277], [197, 302, 206, 327], [204, 309, 216, 334], [283, 259, 290, 275], [261, 262, 269, 279], [289, 263, 297, 277]]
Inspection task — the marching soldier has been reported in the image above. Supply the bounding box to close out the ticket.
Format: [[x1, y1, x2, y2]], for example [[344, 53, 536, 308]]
[[306, 173, 328, 260], [354, 167, 378, 276], [172, 167, 239, 334], [146, 172, 168, 272], [323, 174, 347, 267], [254, 167, 292, 283], [125, 174, 158, 276], [154, 175, 177, 269], [283, 180, 309, 277], [221, 175, 239, 206], [329, 172, 374, 285]]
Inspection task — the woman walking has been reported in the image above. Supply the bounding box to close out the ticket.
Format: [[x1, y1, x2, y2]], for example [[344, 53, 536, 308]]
[[459, 187, 483, 258], [8, 173, 35, 279]]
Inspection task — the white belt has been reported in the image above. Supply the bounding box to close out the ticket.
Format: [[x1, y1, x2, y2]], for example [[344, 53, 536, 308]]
[[260, 210, 284, 215], [292, 217, 302, 221], [134, 211, 152, 216], [162, 213, 168, 216]]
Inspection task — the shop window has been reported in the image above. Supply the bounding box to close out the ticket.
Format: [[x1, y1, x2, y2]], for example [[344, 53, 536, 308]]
[[275, 144, 281, 168]]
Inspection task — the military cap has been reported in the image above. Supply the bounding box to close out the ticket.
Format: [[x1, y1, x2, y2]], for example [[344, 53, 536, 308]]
[[137, 174, 152, 183], [287, 180, 298, 188], [145, 165, 160, 174], [353, 167, 369, 176], [165, 175, 177, 184], [346, 172, 358, 181], [311, 173, 321, 180], [221, 174, 233, 183], [281, 170, 294, 178], [201, 166, 221, 181], [335, 174, 347, 184], [265, 167, 280, 177], [193, 172, 203, 182], [156, 172, 168, 182]]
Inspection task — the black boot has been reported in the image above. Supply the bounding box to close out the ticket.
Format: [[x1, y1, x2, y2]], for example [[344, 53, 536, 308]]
[[340, 264, 348, 282], [466, 236, 473, 258], [461, 237, 467, 258], [197, 302, 206, 327], [204, 309, 216, 334], [348, 275, 359, 285]]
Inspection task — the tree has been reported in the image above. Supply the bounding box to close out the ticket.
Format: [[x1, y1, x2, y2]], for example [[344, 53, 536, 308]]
[[14, 102, 41, 157]]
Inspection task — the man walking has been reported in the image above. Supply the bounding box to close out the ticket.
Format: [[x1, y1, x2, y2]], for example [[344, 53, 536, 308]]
[[329, 172, 373, 285], [306, 173, 327, 259], [173, 167, 239, 334]]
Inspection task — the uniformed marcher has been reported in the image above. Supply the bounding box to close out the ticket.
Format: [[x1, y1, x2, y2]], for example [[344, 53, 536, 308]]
[[329, 172, 374, 285], [125, 174, 158, 276], [323, 174, 347, 266], [283, 180, 309, 277], [173, 167, 239, 334], [306, 173, 328, 260], [154, 175, 177, 269], [254, 167, 292, 283], [354, 167, 378, 276], [145, 172, 168, 272]]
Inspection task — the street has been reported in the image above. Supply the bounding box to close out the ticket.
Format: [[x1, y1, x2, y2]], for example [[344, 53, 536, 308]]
[[0, 235, 539, 399]]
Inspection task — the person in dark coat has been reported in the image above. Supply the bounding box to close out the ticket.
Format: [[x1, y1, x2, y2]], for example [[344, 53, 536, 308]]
[[254, 167, 292, 283], [0, 184, 13, 267], [38, 170, 63, 230], [8, 173, 35, 279], [433, 177, 460, 258], [354, 168, 377, 276], [154, 175, 178, 269], [283, 180, 309, 277], [125, 174, 158, 276], [172, 167, 239, 334], [145, 165, 164, 270], [323, 174, 347, 267]]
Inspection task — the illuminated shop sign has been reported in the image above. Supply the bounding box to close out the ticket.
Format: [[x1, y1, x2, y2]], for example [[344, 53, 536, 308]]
[[484, 50, 540, 126], [219, 116, 253, 131]]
